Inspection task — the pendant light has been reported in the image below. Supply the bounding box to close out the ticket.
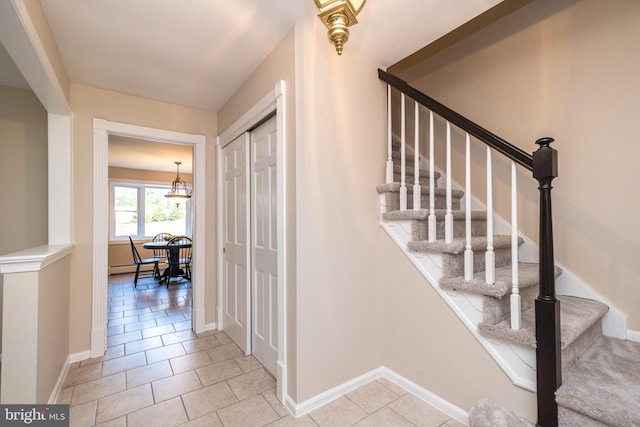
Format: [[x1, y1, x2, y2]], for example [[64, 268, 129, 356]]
[[165, 161, 191, 203]]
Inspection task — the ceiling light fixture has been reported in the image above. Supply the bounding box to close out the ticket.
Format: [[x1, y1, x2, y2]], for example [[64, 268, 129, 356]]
[[314, 0, 366, 55], [165, 161, 191, 203]]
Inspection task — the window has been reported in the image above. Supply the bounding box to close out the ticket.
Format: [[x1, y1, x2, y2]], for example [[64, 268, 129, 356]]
[[111, 182, 191, 240]]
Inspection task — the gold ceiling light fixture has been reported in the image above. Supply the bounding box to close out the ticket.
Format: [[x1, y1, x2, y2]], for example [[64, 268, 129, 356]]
[[165, 161, 191, 204], [314, 0, 366, 55]]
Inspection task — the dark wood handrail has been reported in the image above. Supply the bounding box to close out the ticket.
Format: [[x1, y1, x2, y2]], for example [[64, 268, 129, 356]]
[[378, 68, 533, 171], [379, 69, 561, 426]]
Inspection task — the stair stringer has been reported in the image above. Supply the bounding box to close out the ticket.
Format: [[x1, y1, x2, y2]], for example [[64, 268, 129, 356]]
[[379, 211, 538, 392]]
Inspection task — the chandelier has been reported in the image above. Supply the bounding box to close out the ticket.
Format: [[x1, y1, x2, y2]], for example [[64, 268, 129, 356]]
[[314, 0, 366, 55], [165, 161, 191, 202]]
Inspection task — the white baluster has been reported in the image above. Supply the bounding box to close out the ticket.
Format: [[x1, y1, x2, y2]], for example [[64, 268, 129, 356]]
[[413, 101, 421, 210], [428, 111, 436, 242], [400, 93, 407, 210], [485, 146, 495, 284], [464, 133, 473, 281], [386, 85, 393, 184], [510, 161, 521, 329], [445, 122, 453, 243]]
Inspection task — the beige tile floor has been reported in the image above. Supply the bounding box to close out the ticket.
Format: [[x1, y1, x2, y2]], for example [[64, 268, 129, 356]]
[[57, 273, 465, 427]]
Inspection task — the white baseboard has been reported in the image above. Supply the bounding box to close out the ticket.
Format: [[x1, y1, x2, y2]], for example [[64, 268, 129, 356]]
[[48, 357, 70, 404], [69, 350, 91, 363], [286, 366, 467, 424], [381, 367, 468, 425], [291, 368, 383, 417], [628, 329, 640, 343], [48, 350, 91, 404], [204, 322, 218, 332]]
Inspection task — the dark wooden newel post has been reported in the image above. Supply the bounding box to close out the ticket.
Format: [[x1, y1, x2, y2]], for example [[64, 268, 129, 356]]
[[533, 137, 560, 427]]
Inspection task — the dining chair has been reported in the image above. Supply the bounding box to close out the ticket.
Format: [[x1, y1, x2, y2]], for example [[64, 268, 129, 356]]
[[151, 233, 171, 279], [166, 236, 192, 284], [129, 236, 159, 287]]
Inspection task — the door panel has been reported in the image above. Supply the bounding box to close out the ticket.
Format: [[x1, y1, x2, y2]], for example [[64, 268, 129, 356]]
[[221, 133, 250, 353], [251, 116, 278, 376]]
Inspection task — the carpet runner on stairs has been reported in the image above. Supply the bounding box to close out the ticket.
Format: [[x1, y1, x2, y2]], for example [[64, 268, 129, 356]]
[[377, 176, 639, 426], [469, 336, 640, 426]]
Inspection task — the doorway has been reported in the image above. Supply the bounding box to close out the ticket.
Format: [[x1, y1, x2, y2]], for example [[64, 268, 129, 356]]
[[217, 81, 287, 402], [92, 119, 206, 358]]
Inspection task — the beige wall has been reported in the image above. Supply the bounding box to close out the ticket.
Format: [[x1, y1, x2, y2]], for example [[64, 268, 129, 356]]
[[380, 233, 537, 419], [293, 27, 386, 401], [36, 257, 71, 402], [394, 0, 640, 329], [0, 85, 48, 256], [69, 84, 217, 353]]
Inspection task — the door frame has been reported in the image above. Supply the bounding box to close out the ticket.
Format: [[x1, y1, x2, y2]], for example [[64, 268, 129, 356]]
[[92, 119, 206, 358], [217, 81, 288, 402]]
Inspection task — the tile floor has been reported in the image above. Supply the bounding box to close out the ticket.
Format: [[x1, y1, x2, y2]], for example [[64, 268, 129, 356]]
[[57, 273, 465, 427]]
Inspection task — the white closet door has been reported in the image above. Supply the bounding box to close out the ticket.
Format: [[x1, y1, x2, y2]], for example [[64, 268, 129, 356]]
[[221, 132, 251, 353], [251, 115, 278, 376]]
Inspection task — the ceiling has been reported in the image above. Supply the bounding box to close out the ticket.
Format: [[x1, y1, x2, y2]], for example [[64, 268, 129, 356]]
[[36, 0, 502, 111], [1, 0, 503, 171], [109, 136, 193, 173]]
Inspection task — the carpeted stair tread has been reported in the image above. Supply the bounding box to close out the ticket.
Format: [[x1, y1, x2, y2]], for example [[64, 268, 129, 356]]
[[439, 263, 561, 298], [478, 296, 608, 349], [556, 335, 640, 427], [376, 183, 461, 197], [382, 209, 486, 222], [392, 163, 438, 177], [408, 235, 521, 255]]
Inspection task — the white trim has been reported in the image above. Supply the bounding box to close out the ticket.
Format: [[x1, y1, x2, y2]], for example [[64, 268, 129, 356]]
[[68, 350, 91, 363], [48, 114, 73, 244], [285, 367, 468, 424], [381, 368, 469, 424], [48, 358, 70, 404], [217, 80, 289, 404], [290, 368, 383, 417], [92, 119, 206, 359], [218, 82, 284, 146], [628, 329, 640, 343], [0, 244, 74, 274], [48, 350, 91, 404], [204, 322, 218, 332]]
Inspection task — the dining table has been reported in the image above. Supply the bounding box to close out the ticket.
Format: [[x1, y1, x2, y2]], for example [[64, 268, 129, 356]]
[[142, 239, 192, 282]]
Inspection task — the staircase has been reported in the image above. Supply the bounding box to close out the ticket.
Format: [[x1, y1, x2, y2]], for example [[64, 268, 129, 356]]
[[378, 70, 640, 426]]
